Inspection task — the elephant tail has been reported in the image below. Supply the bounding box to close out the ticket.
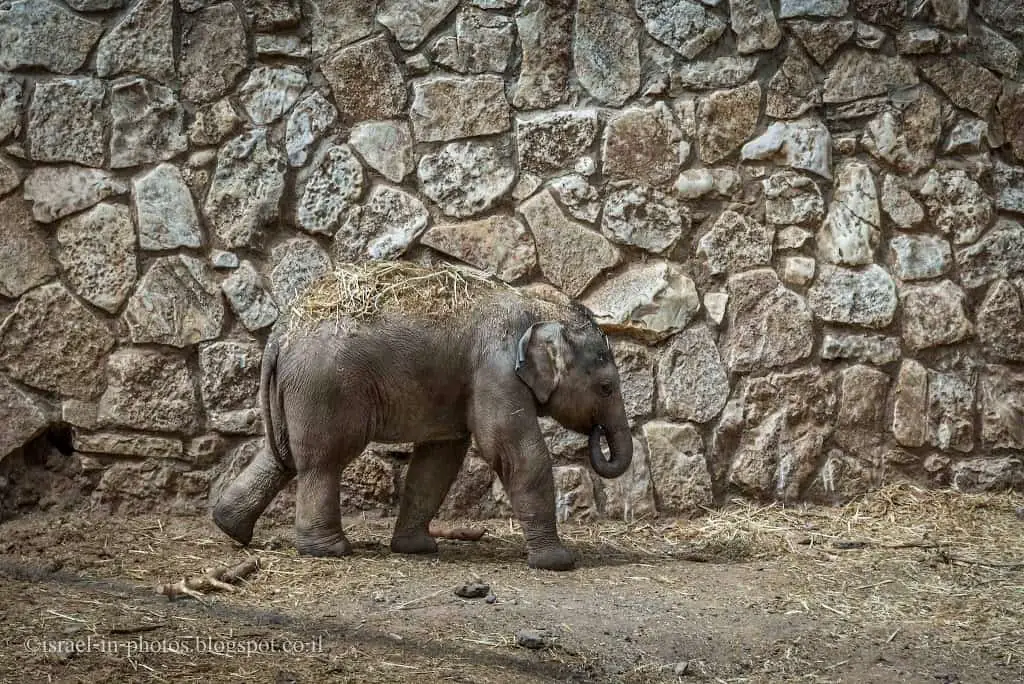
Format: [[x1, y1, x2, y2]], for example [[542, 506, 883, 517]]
[[261, 337, 296, 474]]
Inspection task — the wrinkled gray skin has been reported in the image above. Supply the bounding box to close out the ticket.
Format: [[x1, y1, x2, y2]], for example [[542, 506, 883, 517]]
[[212, 290, 633, 571]]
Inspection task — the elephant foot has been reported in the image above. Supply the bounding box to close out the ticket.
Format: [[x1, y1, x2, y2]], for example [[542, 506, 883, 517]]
[[295, 533, 352, 558], [212, 503, 256, 546], [390, 531, 439, 555], [527, 545, 576, 571]]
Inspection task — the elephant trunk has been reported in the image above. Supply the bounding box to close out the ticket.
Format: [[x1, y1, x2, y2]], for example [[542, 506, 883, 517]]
[[588, 424, 633, 479]]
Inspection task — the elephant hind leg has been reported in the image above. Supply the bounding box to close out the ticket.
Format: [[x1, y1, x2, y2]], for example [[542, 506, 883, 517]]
[[293, 450, 361, 557], [213, 446, 294, 546], [391, 437, 470, 555]]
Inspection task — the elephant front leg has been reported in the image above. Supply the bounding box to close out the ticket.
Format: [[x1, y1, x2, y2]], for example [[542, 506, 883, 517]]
[[391, 437, 470, 555], [213, 446, 293, 546], [499, 459, 577, 571]]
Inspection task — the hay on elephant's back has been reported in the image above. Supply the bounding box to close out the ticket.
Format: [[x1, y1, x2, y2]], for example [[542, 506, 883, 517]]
[[290, 261, 508, 328]]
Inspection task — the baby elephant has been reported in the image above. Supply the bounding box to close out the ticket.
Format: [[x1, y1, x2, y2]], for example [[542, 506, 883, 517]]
[[212, 263, 633, 571]]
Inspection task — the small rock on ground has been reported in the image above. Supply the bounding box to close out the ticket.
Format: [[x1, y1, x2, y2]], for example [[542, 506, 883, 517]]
[[454, 582, 491, 599], [515, 628, 549, 649]]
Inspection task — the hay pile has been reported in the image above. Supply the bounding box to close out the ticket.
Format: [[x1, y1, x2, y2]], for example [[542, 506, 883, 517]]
[[289, 261, 509, 329]]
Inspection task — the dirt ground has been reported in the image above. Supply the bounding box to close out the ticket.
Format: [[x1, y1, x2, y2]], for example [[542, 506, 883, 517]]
[[1, 486, 1022, 684]]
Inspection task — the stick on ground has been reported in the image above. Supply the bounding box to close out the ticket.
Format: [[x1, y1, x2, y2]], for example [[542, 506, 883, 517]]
[[428, 522, 486, 541], [155, 557, 260, 601]]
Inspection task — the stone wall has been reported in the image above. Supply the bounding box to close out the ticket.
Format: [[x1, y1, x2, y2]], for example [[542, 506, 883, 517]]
[[1, 0, 1023, 521]]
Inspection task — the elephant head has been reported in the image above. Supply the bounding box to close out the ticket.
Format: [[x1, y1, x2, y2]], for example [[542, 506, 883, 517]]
[[515, 314, 633, 479]]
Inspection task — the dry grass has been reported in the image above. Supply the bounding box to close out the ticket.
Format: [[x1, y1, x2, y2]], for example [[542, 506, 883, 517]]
[[288, 261, 509, 331]]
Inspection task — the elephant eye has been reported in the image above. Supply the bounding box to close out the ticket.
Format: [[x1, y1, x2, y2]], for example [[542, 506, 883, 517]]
[[599, 382, 614, 397]]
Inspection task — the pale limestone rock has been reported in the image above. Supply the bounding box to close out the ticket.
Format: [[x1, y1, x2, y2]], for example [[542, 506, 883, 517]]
[[601, 435, 657, 520], [956, 219, 1024, 289], [574, 0, 641, 106], [808, 264, 897, 328], [723, 268, 814, 371], [766, 44, 822, 119], [0, 376, 49, 458], [611, 340, 655, 419], [512, 0, 572, 109], [549, 174, 601, 223], [927, 369, 974, 453], [23, 166, 127, 223], [822, 51, 917, 103], [583, 261, 700, 342], [821, 332, 900, 365], [892, 359, 927, 447], [410, 75, 509, 142], [204, 129, 286, 249], [334, 185, 430, 262], [26, 78, 106, 167], [635, 0, 726, 59], [657, 324, 730, 423], [775, 226, 813, 250], [348, 120, 414, 182], [978, 280, 1024, 361], [673, 57, 757, 90], [553, 466, 598, 522], [517, 110, 598, 175], [780, 256, 815, 286], [180, 3, 248, 103], [0, 283, 115, 399], [888, 233, 950, 281], [860, 85, 942, 175], [698, 82, 761, 164], [420, 215, 536, 283], [704, 292, 728, 325], [763, 170, 824, 225], [697, 210, 773, 275], [133, 164, 202, 250], [308, 0, 376, 56], [729, 0, 781, 54], [601, 185, 687, 255], [98, 349, 199, 433], [603, 103, 685, 185], [900, 280, 973, 351], [0, 194, 56, 297], [921, 56, 1001, 118], [728, 367, 835, 500], [418, 141, 515, 218], [788, 19, 855, 65], [322, 34, 406, 123], [378, 0, 459, 50], [95, 0, 174, 83], [919, 169, 992, 246], [188, 99, 240, 147], [269, 237, 331, 309], [817, 161, 879, 266], [73, 432, 183, 460], [222, 260, 279, 332], [880, 174, 924, 229], [0, 0, 103, 74], [980, 365, 1024, 450], [643, 422, 713, 514], [123, 255, 225, 348], [740, 118, 832, 178], [519, 189, 619, 296], [779, 0, 847, 17], [432, 7, 514, 74], [238, 66, 307, 125], [55, 204, 137, 314], [296, 143, 364, 236]]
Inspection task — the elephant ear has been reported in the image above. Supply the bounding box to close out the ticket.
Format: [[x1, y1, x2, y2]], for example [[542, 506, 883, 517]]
[[515, 322, 571, 404]]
